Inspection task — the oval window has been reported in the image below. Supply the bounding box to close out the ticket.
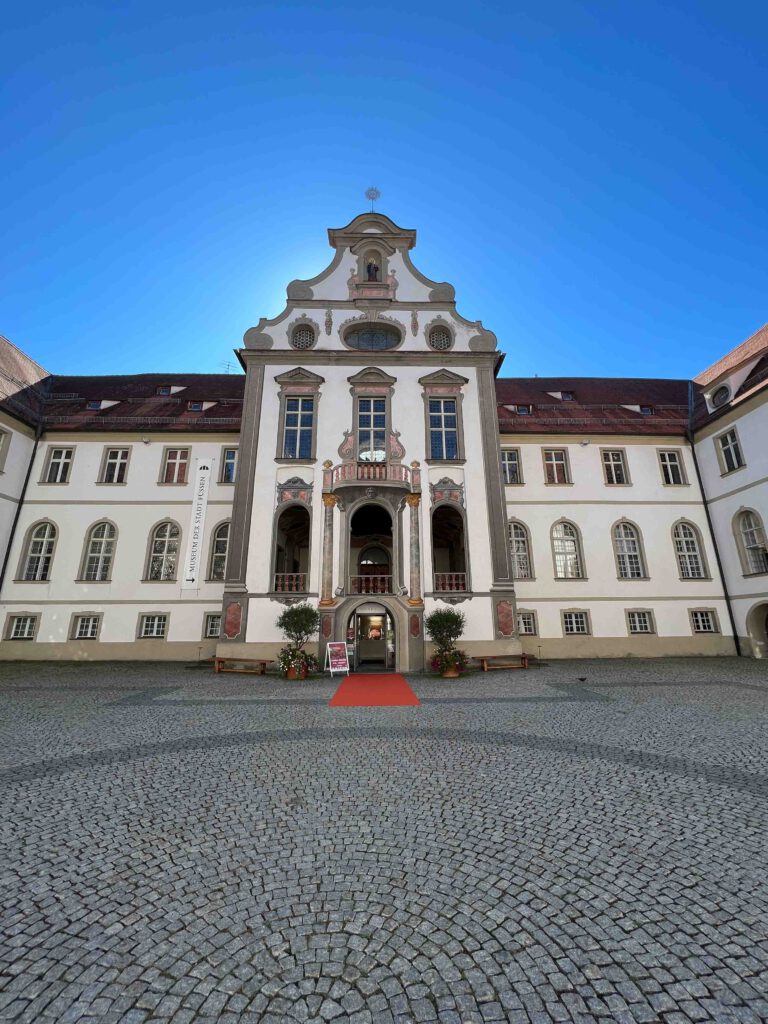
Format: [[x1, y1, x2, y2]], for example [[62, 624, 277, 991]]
[[344, 327, 401, 351], [711, 385, 730, 408]]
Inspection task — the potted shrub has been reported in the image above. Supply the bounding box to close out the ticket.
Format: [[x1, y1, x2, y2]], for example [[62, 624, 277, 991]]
[[425, 608, 468, 678], [276, 603, 320, 679]]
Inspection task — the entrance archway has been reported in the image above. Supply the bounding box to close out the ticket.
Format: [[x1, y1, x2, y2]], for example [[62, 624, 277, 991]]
[[746, 602, 768, 658], [346, 603, 396, 671], [349, 504, 393, 595]]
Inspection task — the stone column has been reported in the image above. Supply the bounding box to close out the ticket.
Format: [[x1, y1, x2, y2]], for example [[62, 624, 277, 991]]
[[319, 493, 337, 606], [406, 493, 423, 606]]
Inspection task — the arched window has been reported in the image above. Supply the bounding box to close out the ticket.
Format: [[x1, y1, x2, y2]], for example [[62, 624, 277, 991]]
[[81, 522, 116, 581], [552, 521, 584, 579], [673, 522, 707, 579], [21, 521, 57, 581], [613, 522, 646, 579], [508, 521, 532, 579], [737, 510, 768, 575], [208, 522, 230, 581], [146, 521, 180, 581]]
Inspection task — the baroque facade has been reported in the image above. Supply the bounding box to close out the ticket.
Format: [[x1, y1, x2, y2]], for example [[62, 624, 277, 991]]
[[1, 214, 766, 664]]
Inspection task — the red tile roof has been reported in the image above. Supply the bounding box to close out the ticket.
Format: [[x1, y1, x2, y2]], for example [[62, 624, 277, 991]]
[[694, 323, 768, 386], [495, 377, 691, 436]]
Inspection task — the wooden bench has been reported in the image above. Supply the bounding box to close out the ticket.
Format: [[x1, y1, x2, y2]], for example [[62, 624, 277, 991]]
[[475, 653, 529, 672], [213, 657, 272, 675]]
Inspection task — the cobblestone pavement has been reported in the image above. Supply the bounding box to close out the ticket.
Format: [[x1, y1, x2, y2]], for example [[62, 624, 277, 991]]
[[1, 658, 767, 1024]]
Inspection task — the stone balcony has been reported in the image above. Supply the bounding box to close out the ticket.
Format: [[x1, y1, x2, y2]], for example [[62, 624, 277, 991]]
[[323, 461, 421, 493]]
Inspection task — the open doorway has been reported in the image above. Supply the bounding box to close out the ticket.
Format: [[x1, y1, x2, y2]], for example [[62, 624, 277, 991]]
[[346, 603, 396, 671], [349, 504, 393, 594]]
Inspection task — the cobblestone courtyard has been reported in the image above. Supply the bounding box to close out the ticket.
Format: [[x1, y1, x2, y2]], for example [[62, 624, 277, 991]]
[[0, 659, 766, 1024]]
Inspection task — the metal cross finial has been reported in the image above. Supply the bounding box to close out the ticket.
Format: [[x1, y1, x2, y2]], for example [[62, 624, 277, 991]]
[[365, 187, 381, 212]]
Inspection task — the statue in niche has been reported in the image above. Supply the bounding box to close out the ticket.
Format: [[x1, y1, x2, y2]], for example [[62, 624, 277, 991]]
[[366, 256, 380, 282]]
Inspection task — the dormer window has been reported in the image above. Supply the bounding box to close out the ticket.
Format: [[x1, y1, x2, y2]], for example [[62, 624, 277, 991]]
[[516, 404, 532, 416], [156, 385, 172, 396], [640, 406, 654, 416], [561, 391, 574, 401], [711, 385, 730, 408], [86, 400, 102, 411], [187, 401, 204, 412]]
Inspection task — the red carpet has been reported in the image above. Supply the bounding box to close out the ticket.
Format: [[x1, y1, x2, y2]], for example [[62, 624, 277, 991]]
[[329, 674, 420, 707]]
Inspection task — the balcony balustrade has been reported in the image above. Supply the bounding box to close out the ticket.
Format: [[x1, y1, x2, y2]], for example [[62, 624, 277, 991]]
[[349, 575, 392, 595], [433, 572, 467, 592], [273, 573, 307, 593], [324, 461, 420, 491]]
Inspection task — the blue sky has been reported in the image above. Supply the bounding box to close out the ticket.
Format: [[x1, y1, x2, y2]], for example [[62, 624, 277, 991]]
[[3, 1, 767, 379]]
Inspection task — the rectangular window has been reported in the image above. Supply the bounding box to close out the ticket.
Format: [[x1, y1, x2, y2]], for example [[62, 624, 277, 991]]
[[86, 400, 102, 411], [74, 615, 100, 640], [717, 429, 744, 473], [162, 448, 189, 484], [156, 385, 172, 396], [640, 406, 654, 416], [428, 398, 459, 460], [500, 450, 522, 485], [602, 450, 628, 485], [140, 614, 168, 639], [283, 397, 315, 460], [691, 610, 718, 633], [627, 610, 654, 634], [221, 448, 238, 483], [517, 611, 537, 635], [659, 450, 685, 485], [516, 404, 532, 415], [187, 401, 203, 412], [102, 448, 129, 484], [9, 615, 37, 640], [563, 611, 589, 635], [45, 447, 73, 484], [357, 397, 387, 461], [204, 613, 222, 639], [543, 449, 569, 484]]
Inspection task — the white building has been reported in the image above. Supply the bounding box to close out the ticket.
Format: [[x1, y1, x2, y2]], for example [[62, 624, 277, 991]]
[[0, 214, 765, 662]]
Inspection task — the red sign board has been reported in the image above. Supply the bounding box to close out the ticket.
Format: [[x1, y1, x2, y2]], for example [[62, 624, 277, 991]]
[[326, 641, 350, 676]]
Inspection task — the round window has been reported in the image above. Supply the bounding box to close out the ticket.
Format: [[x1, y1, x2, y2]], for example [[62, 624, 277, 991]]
[[344, 327, 401, 351], [428, 326, 453, 351], [291, 325, 315, 350], [711, 385, 730, 408]]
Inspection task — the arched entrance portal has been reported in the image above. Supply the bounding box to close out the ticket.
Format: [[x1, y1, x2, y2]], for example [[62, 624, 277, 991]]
[[746, 602, 768, 658], [349, 504, 393, 595], [346, 603, 396, 671]]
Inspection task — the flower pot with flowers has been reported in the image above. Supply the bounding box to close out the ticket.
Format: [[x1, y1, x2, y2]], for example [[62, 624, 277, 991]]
[[275, 603, 320, 680], [425, 608, 468, 678]]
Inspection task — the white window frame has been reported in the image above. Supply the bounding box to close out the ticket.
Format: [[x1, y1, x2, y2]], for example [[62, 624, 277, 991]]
[[283, 396, 316, 460], [673, 521, 708, 580], [716, 428, 745, 475], [658, 449, 687, 486], [139, 613, 168, 639], [689, 608, 719, 634], [42, 446, 74, 484], [160, 448, 190, 484], [80, 521, 116, 582], [508, 521, 533, 579], [220, 447, 238, 484], [72, 614, 102, 640], [601, 449, 630, 486], [145, 521, 181, 581], [19, 521, 57, 582], [208, 522, 230, 582], [6, 614, 39, 640], [203, 613, 222, 639], [552, 521, 585, 579], [626, 609, 655, 634], [100, 447, 130, 484], [613, 522, 647, 579], [543, 448, 570, 485], [562, 610, 590, 635], [517, 610, 537, 636], [500, 449, 523, 485]]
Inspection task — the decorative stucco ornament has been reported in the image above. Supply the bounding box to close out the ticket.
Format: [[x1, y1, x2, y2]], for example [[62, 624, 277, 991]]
[[325, 308, 333, 335], [411, 310, 418, 336]]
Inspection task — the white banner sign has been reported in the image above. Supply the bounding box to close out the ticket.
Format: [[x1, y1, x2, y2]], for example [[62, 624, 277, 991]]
[[181, 457, 213, 589]]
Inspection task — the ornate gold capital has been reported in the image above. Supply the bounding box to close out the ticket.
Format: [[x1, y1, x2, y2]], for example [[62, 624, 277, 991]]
[[322, 493, 337, 508], [322, 459, 333, 469], [407, 597, 424, 606], [405, 493, 420, 508]]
